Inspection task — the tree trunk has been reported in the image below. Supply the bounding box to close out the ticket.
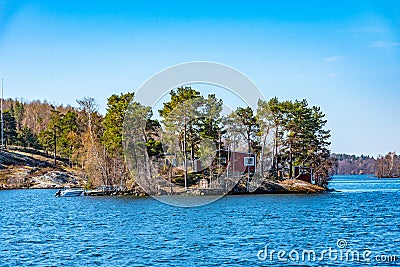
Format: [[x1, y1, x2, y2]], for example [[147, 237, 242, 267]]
[[183, 117, 188, 191]]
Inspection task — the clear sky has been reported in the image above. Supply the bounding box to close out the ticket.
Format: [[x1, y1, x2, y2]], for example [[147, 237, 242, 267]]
[[1, 0, 400, 157]]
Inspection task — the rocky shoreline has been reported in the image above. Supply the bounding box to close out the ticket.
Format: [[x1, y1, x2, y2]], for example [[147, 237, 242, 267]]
[[250, 179, 327, 194], [1, 149, 328, 194], [0, 167, 86, 190], [0, 149, 86, 190]]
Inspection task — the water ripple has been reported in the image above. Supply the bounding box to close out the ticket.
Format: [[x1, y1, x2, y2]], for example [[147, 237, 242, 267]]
[[0, 175, 399, 266]]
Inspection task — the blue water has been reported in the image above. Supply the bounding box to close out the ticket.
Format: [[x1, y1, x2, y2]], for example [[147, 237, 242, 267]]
[[0, 175, 399, 266]]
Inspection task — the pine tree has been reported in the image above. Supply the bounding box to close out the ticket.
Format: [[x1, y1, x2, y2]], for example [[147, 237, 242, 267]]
[[256, 98, 331, 185], [58, 110, 80, 165], [3, 110, 17, 147], [17, 127, 40, 149], [102, 92, 135, 186], [234, 106, 260, 154], [103, 92, 135, 156], [13, 100, 25, 131]]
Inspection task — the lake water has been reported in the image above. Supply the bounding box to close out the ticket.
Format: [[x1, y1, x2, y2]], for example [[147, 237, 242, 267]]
[[0, 175, 399, 266]]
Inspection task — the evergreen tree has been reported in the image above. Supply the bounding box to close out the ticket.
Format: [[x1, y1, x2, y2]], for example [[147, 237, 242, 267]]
[[58, 110, 80, 164], [38, 129, 54, 154], [159, 86, 201, 118], [3, 110, 18, 147], [103, 92, 135, 156], [199, 94, 225, 148], [13, 100, 25, 131], [17, 127, 40, 149], [256, 98, 331, 185], [159, 87, 225, 189], [234, 106, 260, 154], [144, 117, 163, 158], [103, 92, 135, 185]]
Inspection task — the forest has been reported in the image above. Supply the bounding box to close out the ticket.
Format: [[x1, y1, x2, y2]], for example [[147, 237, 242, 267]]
[[1, 87, 336, 191], [330, 153, 400, 178], [331, 153, 376, 175], [375, 152, 400, 178]]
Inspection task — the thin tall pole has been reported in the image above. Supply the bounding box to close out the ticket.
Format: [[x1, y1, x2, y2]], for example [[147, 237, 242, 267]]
[[53, 125, 57, 166], [1, 79, 3, 149]]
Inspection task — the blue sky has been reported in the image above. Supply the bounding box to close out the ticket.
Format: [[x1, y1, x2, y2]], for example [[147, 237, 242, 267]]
[[0, 0, 400, 156]]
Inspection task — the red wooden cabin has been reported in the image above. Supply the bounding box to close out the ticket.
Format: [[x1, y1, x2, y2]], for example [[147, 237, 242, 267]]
[[215, 149, 256, 174]]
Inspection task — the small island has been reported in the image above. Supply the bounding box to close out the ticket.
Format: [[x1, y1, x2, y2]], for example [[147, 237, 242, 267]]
[[0, 146, 327, 194], [1, 87, 396, 195]]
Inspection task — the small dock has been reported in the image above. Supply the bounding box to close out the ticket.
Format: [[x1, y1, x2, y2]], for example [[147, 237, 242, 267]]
[[84, 186, 119, 196]]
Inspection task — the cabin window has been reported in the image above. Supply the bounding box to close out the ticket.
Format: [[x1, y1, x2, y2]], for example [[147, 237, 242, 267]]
[[244, 157, 255, 166], [218, 157, 227, 165]]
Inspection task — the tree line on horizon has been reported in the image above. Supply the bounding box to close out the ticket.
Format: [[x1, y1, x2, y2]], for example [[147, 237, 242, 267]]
[[330, 153, 400, 178], [331, 153, 376, 175], [0, 87, 346, 189]]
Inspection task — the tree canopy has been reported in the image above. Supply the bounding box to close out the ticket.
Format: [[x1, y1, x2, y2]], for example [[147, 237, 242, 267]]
[[1, 90, 334, 189]]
